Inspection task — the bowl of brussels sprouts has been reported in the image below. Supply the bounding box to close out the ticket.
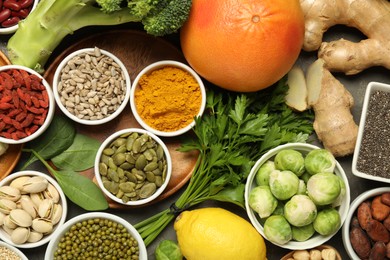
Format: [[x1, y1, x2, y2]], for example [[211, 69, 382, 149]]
[[244, 143, 350, 250]]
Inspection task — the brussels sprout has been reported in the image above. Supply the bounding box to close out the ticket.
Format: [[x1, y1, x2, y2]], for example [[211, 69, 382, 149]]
[[332, 176, 346, 207], [292, 223, 315, 242], [249, 186, 278, 218], [284, 195, 317, 227], [274, 149, 305, 176], [307, 172, 341, 205], [304, 149, 336, 175], [313, 208, 341, 236], [269, 170, 299, 200], [263, 215, 292, 245], [155, 240, 183, 260], [300, 171, 311, 183], [255, 161, 275, 186], [297, 179, 307, 195], [272, 201, 285, 216]]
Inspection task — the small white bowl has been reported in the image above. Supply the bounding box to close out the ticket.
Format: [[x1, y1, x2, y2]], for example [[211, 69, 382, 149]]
[[342, 187, 390, 259], [52, 47, 131, 125], [0, 0, 38, 35], [0, 241, 28, 259], [352, 82, 390, 183], [130, 60, 206, 137], [245, 143, 350, 250], [0, 170, 67, 248], [0, 65, 55, 144], [94, 128, 172, 206], [44, 212, 147, 260]]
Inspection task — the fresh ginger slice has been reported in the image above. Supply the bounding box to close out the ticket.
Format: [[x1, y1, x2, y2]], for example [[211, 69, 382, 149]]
[[306, 58, 358, 157], [286, 66, 309, 112]]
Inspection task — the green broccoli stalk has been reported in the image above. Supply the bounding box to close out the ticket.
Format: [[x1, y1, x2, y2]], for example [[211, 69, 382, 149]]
[[7, 0, 191, 72]]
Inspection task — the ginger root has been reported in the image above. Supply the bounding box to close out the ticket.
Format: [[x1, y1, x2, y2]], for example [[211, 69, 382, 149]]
[[300, 0, 390, 74], [286, 66, 308, 112], [306, 59, 358, 157]]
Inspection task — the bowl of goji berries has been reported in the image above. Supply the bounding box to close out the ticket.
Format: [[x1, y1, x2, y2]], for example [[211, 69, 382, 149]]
[[0, 65, 55, 144], [0, 0, 38, 35]]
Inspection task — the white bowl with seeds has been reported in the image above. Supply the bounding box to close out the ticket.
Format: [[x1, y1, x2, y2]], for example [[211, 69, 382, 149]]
[[52, 47, 131, 125], [0, 170, 67, 248], [0, 241, 28, 260], [94, 128, 172, 206]]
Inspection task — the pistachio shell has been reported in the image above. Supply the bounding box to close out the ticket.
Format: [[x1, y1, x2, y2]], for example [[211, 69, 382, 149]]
[[51, 204, 63, 225], [18, 195, 38, 219], [43, 183, 60, 203], [11, 227, 30, 244], [22, 176, 49, 193], [30, 193, 45, 208], [0, 211, 6, 225], [32, 218, 53, 234], [9, 176, 31, 192], [9, 209, 33, 227], [0, 199, 17, 214], [2, 225, 14, 235], [3, 215, 18, 229], [38, 199, 53, 219], [0, 186, 21, 201], [27, 231, 43, 243]]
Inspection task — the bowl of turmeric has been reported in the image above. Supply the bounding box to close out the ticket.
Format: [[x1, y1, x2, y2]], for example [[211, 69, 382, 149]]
[[130, 60, 206, 137]]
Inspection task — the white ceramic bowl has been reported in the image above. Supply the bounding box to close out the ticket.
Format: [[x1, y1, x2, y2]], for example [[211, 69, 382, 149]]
[[0, 241, 28, 259], [352, 81, 390, 183], [130, 60, 206, 137], [52, 47, 131, 125], [0, 65, 55, 144], [0, 0, 38, 35], [0, 170, 67, 248], [44, 212, 147, 260], [342, 187, 390, 259], [94, 128, 172, 206], [245, 143, 350, 250]]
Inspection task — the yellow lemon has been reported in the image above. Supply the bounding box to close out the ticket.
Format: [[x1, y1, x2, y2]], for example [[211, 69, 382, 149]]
[[173, 207, 267, 260]]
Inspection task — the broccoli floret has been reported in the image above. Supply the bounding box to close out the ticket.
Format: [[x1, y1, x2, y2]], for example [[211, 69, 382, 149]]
[[7, 0, 192, 71], [142, 0, 192, 36]]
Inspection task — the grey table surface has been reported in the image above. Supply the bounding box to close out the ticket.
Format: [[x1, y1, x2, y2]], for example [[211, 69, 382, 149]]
[[1, 24, 390, 260]]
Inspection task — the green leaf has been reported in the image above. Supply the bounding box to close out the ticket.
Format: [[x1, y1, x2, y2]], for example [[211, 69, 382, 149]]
[[209, 184, 246, 209], [229, 95, 247, 124], [22, 116, 76, 169], [51, 134, 101, 171], [53, 170, 108, 211]]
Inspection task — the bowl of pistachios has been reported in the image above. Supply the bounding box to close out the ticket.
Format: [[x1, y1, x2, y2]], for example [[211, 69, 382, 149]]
[[94, 128, 172, 206], [0, 170, 67, 248]]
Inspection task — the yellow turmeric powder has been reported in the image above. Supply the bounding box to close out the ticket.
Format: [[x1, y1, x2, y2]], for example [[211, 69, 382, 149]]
[[134, 66, 202, 132]]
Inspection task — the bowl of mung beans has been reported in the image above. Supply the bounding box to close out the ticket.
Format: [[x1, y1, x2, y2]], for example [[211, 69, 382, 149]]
[[44, 212, 147, 260], [52, 47, 131, 125], [94, 128, 172, 206], [130, 60, 206, 137]]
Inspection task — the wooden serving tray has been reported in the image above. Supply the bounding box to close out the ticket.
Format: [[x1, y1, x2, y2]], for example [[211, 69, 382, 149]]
[[43, 30, 198, 208]]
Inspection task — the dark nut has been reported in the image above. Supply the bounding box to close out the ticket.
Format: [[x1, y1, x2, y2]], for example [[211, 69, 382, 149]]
[[381, 192, 390, 207], [372, 196, 390, 221], [350, 226, 371, 259], [358, 201, 372, 230], [369, 241, 387, 260], [366, 219, 390, 243]]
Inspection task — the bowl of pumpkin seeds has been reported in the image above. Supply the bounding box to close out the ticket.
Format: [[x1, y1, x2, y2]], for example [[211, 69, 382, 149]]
[[94, 128, 172, 206]]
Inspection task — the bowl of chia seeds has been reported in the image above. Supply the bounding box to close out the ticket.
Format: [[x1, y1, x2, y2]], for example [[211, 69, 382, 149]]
[[52, 47, 131, 125], [44, 212, 147, 260], [94, 128, 172, 206], [352, 81, 390, 183]]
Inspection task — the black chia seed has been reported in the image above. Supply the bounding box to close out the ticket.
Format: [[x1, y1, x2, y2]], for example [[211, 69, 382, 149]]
[[357, 90, 390, 179]]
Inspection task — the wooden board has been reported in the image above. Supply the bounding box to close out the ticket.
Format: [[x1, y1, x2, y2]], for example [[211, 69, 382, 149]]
[[43, 30, 198, 208]]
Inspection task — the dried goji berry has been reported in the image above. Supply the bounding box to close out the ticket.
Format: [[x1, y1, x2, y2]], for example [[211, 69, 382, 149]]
[[21, 114, 34, 127], [12, 69, 23, 86], [12, 120, 23, 130], [0, 122, 5, 132], [30, 96, 40, 107], [19, 69, 31, 90], [12, 89, 19, 109], [1, 72, 14, 89], [0, 94, 12, 103], [0, 103, 13, 110], [7, 109, 22, 118], [26, 106, 44, 114], [3, 116, 12, 124], [15, 112, 27, 122], [25, 125, 38, 135], [1, 132, 11, 139]]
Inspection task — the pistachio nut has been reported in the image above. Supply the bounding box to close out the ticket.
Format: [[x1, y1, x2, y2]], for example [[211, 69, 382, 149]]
[[38, 199, 54, 219], [3, 215, 18, 229], [2, 225, 14, 235], [11, 227, 30, 244], [43, 183, 60, 203], [18, 195, 38, 219], [0, 186, 21, 201], [9, 176, 31, 192], [30, 193, 45, 208], [0, 211, 6, 225], [27, 231, 43, 243], [51, 204, 63, 225], [0, 199, 17, 214], [9, 209, 33, 228], [32, 218, 53, 234], [22, 176, 49, 194]]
